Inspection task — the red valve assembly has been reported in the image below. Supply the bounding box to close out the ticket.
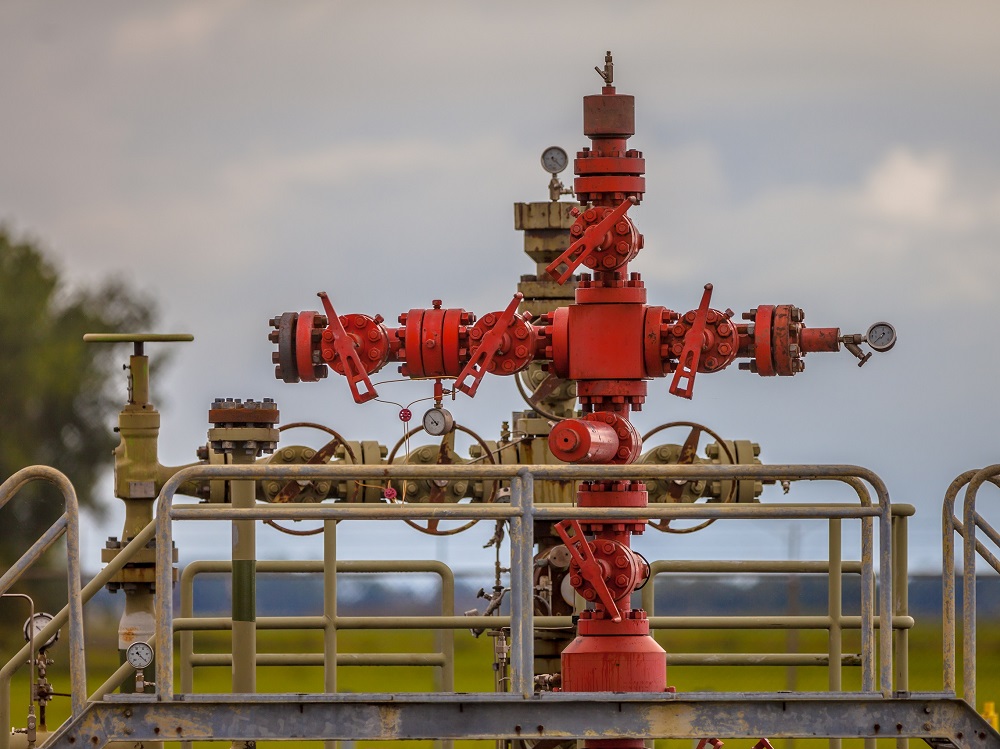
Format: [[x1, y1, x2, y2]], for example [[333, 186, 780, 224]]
[[268, 51, 894, 741]]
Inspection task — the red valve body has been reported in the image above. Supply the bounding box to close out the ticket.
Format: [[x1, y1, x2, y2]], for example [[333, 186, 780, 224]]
[[268, 63, 864, 723]]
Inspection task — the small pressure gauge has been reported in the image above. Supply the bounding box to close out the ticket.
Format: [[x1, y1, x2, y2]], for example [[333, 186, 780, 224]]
[[865, 321, 897, 352], [126, 642, 154, 670], [23, 612, 59, 651], [422, 407, 455, 436], [541, 146, 569, 175]]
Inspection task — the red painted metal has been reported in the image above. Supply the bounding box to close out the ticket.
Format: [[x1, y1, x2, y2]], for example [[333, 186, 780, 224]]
[[269, 55, 871, 719], [549, 419, 619, 464], [801, 326, 841, 353]]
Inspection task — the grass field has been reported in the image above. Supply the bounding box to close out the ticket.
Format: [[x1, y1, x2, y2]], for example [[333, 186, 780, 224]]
[[6, 615, 1000, 749]]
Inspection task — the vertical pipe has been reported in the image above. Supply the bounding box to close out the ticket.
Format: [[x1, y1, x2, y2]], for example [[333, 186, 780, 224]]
[[180, 567, 195, 749], [893, 512, 909, 749], [878, 501, 893, 698], [440, 563, 455, 749], [509, 472, 535, 698], [230, 452, 256, 709], [324, 519, 337, 749], [942, 487, 959, 695], [860, 515, 874, 693], [962, 490, 977, 707], [155, 487, 174, 698], [827, 519, 842, 749]]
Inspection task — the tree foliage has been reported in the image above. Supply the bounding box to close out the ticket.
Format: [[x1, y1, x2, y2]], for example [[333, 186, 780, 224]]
[[0, 227, 156, 568]]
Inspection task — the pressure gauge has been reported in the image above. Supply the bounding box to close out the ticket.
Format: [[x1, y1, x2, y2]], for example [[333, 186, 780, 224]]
[[126, 642, 154, 670], [541, 146, 569, 175], [865, 321, 897, 352], [422, 407, 455, 436], [23, 612, 59, 651]]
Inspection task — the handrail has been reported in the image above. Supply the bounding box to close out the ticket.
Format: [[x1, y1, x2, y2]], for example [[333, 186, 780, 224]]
[[951, 465, 1000, 707], [942, 469, 1000, 699], [154, 463, 894, 699], [0, 466, 87, 747], [0, 516, 157, 749]]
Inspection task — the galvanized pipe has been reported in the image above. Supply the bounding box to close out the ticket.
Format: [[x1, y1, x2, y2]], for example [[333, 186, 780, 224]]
[[509, 472, 535, 698], [0, 465, 87, 749], [829, 519, 843, 711], [154, 462, 894, 702], [893, 510, 910, 749], [960, 463, 1000, 706], [0, 516, 68, 596], [190, 653, 448, 667], [939, 470, 1000, 694]]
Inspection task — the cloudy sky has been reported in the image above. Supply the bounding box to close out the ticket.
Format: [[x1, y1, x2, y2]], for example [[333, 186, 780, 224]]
[[3, 2, 999, 575]]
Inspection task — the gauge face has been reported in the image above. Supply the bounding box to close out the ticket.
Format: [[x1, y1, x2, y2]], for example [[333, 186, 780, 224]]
[[23, 612, 59, 650], [866, 321, 897, 352], [422, 407, 454, 436], [126, 642, 154, 670], [540, 146, 569, 175]]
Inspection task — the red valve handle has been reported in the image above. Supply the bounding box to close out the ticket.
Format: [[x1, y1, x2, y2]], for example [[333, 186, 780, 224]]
[[454, 292, 523, 397], [545, 196, 637, 285], [669, 283, 713, 400], [317, 292, 379, 404], [554, 518, 622, 622]]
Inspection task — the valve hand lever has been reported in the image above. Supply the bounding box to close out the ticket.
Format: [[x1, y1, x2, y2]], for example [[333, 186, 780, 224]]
[[455, 293, 523, 397], [317, 292, 379, 404], [554, 518, 622, 622], [669, 283, 713, 400], [545, 196, 637, 285]]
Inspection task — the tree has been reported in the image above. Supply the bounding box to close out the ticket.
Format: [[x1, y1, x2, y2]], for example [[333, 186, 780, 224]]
[[0, 227, 156, 578]]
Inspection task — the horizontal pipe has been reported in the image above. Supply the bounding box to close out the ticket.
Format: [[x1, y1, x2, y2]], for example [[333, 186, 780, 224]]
[[158, 462, 889, 484], [647, 615, 913, 630], [173, 503, 881, 522], [174, 616, 327, 631], [190, 653, 446, 667], [175, 615, 573, 631], [667, 653, 862, 666], [649, 560, 864, 574]]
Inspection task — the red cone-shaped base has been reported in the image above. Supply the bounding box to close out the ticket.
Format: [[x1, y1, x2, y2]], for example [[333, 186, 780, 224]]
[[561, 632, 667, 693]]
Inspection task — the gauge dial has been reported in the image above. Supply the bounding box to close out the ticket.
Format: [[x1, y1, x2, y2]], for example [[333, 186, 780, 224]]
[[126, 642, 154, 670], [541, 146, 569, 175], [422, 407, 455, 437], [23, 612, 59, 650], [865, 322, 897, 352]]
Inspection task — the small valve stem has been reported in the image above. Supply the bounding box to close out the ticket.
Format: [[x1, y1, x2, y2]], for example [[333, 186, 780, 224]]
[[840, 334, 871, 367], [595, 50, 614, 87]]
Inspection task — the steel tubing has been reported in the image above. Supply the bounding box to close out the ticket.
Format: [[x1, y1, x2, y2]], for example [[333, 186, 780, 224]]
[[959, 464, 1000, 706], [0, 465, 87, 749], [154, 461, 894, 701]]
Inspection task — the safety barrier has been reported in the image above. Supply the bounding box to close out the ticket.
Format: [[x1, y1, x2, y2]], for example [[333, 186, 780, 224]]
[[943, 466, 1000, 707], [151, 462, 896, 701]]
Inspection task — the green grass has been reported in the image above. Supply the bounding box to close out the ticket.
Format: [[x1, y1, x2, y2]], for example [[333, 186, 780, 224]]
[[6, 619, 1000, 749]]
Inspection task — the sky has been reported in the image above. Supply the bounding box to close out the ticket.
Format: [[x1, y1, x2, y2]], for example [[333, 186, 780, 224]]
[[2, 2, 1000, 577]]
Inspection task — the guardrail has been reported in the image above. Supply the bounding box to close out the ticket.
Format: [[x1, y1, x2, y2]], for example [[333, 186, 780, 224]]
[[0, 467, 87, 748], [943, 466, 1000, 707], [153, 462, 895, 700]]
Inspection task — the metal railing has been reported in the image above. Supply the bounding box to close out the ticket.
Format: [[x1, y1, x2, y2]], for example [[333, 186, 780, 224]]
[[0, 467, 87, 746], [943, 465, 1000, 707], [153, 462, 896, 700], [178, 559, 456, 685]]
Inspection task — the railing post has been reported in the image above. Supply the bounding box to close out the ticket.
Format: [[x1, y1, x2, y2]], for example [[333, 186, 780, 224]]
[[324, 519, 337, 749], [509, 470, 535, 698], [828, 519, 842, 749], [893, 509, 910, 749]]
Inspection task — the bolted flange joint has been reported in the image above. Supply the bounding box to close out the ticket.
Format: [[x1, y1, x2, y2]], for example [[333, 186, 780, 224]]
[[208, 397, 280, 457]]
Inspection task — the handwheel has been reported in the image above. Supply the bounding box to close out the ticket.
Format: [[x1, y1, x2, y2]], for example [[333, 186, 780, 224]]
[[263, 422, 358, 536], [385, 422, 498, 536], [641, 420, 736, 534]]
